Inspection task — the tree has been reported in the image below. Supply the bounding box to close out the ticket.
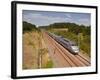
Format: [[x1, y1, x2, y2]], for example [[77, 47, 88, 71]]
[[23, 21, 37, 33]]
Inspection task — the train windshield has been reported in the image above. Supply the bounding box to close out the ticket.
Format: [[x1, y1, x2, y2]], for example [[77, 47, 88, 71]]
[[71, 43, 79, 53]]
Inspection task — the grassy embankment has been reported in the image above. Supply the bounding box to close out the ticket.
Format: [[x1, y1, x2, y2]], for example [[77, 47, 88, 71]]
[[23, 21, 53, 69]]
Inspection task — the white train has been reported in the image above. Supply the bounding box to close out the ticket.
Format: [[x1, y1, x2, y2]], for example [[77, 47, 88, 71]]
[[48, 32, 79, 55]]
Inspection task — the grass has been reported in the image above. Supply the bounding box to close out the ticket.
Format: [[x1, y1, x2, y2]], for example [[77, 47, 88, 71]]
[[23, 32, 42, 69], [44, 60, 53, 68], [23, 31, 54, 69]]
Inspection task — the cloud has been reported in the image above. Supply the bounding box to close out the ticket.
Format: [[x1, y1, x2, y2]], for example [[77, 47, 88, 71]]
[[65, 14, 72, 18], [77, 18, 90, 26], [23, 12, 71, 26], [23, 10, 90, 26]]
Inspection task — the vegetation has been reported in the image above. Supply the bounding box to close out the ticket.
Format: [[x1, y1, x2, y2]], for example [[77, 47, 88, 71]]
[[23, 21, 40, 33], [23, 23, 54, 69], [44, 60, 53, 68], [39, 22, 91, 57], [39, 22, 90, 35]]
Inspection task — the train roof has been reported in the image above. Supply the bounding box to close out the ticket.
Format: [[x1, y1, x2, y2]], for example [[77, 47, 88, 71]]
[[63, 38, 76, 45], [49, 32, 77, 45]]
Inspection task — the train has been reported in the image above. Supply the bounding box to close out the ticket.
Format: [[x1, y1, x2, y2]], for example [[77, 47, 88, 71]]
[[48, 32, 79, 55]]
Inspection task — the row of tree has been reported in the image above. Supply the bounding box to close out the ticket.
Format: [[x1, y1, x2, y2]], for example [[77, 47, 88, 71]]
[[23, 21, 39, 33], [39, 22, 90, 35]]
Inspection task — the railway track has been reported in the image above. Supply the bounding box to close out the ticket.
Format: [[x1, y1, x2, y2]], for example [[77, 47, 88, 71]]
[[44, 32, 90, 67], [43, 33, 73, 67], [75, 54, 90, 66]]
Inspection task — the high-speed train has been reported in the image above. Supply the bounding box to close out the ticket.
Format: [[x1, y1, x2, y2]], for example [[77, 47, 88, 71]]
[[48, 32, 79, 55]]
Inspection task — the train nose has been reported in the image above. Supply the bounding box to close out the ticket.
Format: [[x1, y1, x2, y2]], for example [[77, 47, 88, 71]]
[[74, 50, 79, 53], [71, 46, 79, 53]]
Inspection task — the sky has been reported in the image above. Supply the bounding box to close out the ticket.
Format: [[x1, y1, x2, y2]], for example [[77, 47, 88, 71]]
[[22, 10, 91, 27]]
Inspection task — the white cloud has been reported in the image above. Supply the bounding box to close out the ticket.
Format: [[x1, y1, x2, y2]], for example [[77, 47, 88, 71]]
[[23, 11, 90, 26], [65, 14, 72, 18], [23, 12, 71, 26]]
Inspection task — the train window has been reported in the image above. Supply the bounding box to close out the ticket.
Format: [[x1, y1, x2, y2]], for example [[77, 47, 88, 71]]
[[63, 39, 69, 42]]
